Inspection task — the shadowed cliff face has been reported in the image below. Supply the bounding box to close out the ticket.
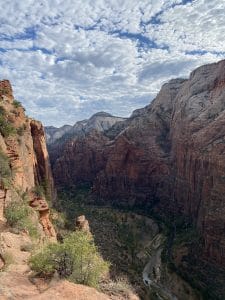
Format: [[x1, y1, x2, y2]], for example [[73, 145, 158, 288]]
[[31, 120, 56, 201], [50, 60, 225, 267], [53, 131, 109, 186]]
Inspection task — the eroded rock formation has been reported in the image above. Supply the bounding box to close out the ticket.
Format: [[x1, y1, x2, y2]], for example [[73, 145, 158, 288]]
[[75, 215, 90, 233], [29, 192, 56, 237], [50, 60, 225, 268], [0, 79, 55, 238]]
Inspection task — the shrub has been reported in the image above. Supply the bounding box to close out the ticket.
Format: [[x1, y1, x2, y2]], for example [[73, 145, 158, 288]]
[[17, 216, 39, 238], [5, 201, 30, 226], [4, 200, 39, 238], [51, 209, 66, 230], [0, 150, 11, 180], [0, 115, 16, 137], [32, 185, 45, 198], [0, 105, 16, 137], [17, 125, 26, 136], [29, 231, 109, 287], [13, 100, 22, 108], [29, 242, 59, 275]]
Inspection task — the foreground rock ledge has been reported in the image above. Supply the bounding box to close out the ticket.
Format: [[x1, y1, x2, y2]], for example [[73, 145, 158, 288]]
[[32, 281, 111, 300]]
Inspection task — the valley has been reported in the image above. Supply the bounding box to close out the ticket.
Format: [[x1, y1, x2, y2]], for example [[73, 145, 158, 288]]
[[54, 186, 205, 300], [46, 60, 225, 300], [1, 59, 225, 300]]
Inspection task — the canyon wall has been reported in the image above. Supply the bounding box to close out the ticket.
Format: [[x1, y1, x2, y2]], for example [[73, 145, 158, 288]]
[[0, 80, 55, 237], [50, 60, 225, 267]]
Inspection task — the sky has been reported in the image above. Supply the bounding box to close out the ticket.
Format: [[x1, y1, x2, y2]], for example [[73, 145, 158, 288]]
[[0, 0, 225, 127]]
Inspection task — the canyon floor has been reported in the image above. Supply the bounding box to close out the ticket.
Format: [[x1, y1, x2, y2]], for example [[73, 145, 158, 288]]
[[55, 186, 216, 300]]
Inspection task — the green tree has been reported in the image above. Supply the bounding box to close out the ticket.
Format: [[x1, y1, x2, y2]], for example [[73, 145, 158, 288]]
[[29, 231, 109, 287]]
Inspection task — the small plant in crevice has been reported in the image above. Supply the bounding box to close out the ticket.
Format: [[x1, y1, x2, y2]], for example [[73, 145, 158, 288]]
[[32, 180, 52, 204], [32, 185, 45, 198], [13, 100, 23, 109]]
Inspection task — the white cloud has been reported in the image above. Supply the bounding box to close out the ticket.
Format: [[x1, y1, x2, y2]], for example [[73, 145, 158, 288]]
[[0, 0, 224, 126]]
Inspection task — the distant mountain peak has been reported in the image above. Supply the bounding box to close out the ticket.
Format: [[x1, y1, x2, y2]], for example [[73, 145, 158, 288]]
[[90, 111, 113, 118], [45, 111, 126, 145]]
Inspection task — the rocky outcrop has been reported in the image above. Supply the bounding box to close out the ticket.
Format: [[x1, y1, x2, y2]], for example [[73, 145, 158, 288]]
[[51, 60, 225, 269], [0, 277, 111, 300], [0, 230, 110, 300], [75, 215, 90, 233], [29, 192, 56, 237], [33, 281, 111, 300], [0, 79, 55, 237]]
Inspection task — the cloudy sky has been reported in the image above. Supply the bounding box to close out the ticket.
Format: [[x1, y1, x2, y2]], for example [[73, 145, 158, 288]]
[[0, 0, 224, 126]]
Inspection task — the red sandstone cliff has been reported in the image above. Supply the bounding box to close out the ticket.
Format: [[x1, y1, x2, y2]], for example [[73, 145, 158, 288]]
[[51, 60, 225, 269], [0, 80, 55, 237]]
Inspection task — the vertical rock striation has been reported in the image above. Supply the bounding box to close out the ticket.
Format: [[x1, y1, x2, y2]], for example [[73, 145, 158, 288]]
[[50, 60, 225, 267], [0, 79, 55, 237]]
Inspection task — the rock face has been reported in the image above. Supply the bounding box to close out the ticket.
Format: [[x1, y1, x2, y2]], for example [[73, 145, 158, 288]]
[[45, 125, 72, 145], [0, 79, 55, 237], [0, 230, 112, 299], [53, 131, 109, 186], [51, 60, 225, 268], [29, 191, 56, 237], [46, 112, 126, 169]]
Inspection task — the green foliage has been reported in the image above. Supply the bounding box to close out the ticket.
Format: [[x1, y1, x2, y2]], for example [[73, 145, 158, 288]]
[[5, 200, 39, 238], [32, 185, 45, 197], [0, 118, 16, 137], [13, 100, 22, 108], [32, 181, 52, 207], [51, 208, 66, 230], [55, 185, 91, 228], [117, 223, 138, 261], [40, 179, 52, 204], [29, 231, 109, 287], [0, 111, 16, 137], [29, 242, 59, 275], [0, 150, 11, 181], [17, 124, 26, 136], [5, 201, 30, 226]]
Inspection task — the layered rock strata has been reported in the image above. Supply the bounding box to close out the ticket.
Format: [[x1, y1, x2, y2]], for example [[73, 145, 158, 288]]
[[50, 60, 225, 267], [0, 79, 55, 238]]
